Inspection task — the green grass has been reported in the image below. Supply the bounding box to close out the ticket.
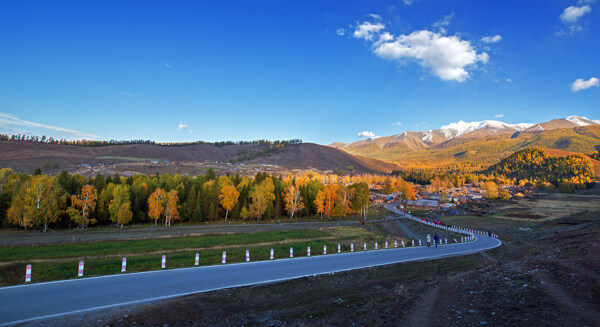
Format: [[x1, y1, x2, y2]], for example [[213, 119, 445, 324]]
[[0, 226, 393, 285], [4, 239, 391, 285], [0, 230, 328, 262], [97, 155, 162, 162]]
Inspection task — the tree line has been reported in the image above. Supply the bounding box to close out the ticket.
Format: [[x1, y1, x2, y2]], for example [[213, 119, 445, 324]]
[[0, 169, 422, 231], [0, 134, 301, 148]]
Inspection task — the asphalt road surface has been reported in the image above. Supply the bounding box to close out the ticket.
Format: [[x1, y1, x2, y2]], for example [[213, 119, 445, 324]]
[[0, 204, 501, 326]]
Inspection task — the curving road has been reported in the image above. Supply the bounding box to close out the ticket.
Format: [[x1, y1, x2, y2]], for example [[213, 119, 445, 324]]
[[0, 204, 501, 326]]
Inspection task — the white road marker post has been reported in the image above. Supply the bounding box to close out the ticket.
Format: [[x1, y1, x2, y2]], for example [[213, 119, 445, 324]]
[[270, 249, 274, 260], [394, 240, 397, 248], [25, 264, 31, 282], [385, 241, 388, 249], [323, 245, 327, 255], [78, 261, 84, 277], [412, 240, 415, 247], [402, 240, 405, 247], [351, 243, 354, 252], [445, 238, 448, 244], [338, 244, 341, 253], [195, 253, 199, 266], [222, 251, 226, 264], [375, 242, 378, 250], [290, 247, 293, 258], [161, 255, 166, 269], [121, 257, 127, 272], [364, 242, 367, 251], [419, 239, 422, 246], [307, 246, 311, 256], [246, 250, 250, 262]]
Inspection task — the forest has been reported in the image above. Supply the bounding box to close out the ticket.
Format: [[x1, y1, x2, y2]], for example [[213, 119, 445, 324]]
[[394, 147, 595, 192], [0, 168, 416, 232], [486, 147, 595, 190]]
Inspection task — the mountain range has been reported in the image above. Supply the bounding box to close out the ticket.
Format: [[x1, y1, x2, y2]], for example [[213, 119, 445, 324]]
[[330, 116, 600, 169]]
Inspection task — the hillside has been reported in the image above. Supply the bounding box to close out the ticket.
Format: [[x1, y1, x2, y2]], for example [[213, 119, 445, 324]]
[[0, 141, 400, 175], [486, 147, 595, 186], [331, 116, 600, 170]]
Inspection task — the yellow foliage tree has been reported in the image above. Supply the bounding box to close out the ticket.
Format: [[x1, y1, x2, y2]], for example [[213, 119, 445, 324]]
[[164, 189, 180, 226], [249, 177, 275, 221], [315, 190, 325, 219], [19, 175, 60, 232], [109, 184, 132, 229], [219, 184, 239, 221], [283, 183, 304, 219], [7, 192, 34, 230], [148, 188, 166, 227], [68, 184, 97, 228], [322, 184, 338, 218]]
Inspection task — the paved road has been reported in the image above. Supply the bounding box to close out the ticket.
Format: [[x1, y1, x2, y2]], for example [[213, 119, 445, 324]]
[[0, 205, 500, 326]]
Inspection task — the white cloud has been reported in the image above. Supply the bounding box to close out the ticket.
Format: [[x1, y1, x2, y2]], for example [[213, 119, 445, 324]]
[[357, 131, 376, 138], [165, 64, 172, 68], [367, 13, 381, 20], [560, 5, 591, 23], [374, 30, 489, 82], [506, 78, 512, 82], [353, 21, 385, 40], [571, 77, 599, 92], [433, 12, 454, 33], [481, 35, 502, 44], [336, 28, 346, 36], [494, 114, 504, 118], [118, 92, 133, 97], [177, 121, 193, 133], [394, 121, 403, 126], [560, 5, 592, 34], [403, 0, 414, 5], [0, 112, 98, 139]]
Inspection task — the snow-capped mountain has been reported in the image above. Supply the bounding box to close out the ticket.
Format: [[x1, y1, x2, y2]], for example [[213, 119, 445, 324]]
[[438, 120, 533, 139], [330, 115, 599, 151], [566, 115, 600, 126]]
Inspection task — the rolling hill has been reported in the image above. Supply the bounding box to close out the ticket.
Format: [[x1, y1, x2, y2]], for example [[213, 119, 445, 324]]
[[0, 141, 401, 175]]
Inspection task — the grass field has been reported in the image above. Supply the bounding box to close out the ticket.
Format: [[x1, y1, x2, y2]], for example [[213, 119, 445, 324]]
[[0, 226, 392, 286], [97, 156, 162, 162]]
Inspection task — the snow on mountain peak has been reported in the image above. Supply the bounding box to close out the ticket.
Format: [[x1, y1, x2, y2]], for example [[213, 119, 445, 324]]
[[566, 115, 598, 126], [438, 120, 533, 139]]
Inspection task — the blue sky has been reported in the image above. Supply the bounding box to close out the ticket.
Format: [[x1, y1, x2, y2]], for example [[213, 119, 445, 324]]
[[0, 0, 598, 144]]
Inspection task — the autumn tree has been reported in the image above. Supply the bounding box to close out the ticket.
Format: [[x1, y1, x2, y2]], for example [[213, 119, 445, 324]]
[[315, 189, 325, 219], [148, 187, 166, 227], [350, 182, 369, 219], [483, 181, 498, 200], [219, 184, 239, 221], [322, 184, 338, 218], [283, 182, 304, 219], [335, 184, 353, 217], [68, 184, 97, 229], [164, 189, 180, 226], [109, 184, 132, 229], [7, 191, 34, 230], [13, 175, 61, 232], [0, 168, 14, 194], [249, 177, 275, 221]]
